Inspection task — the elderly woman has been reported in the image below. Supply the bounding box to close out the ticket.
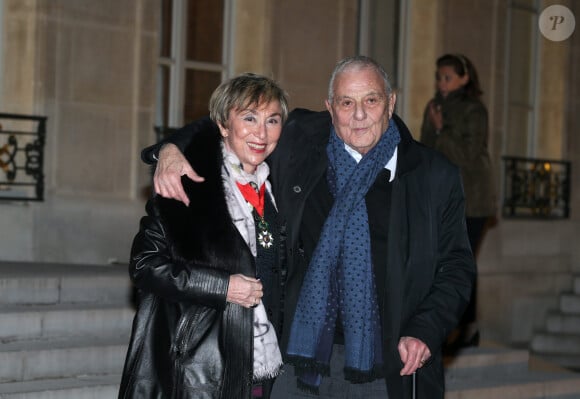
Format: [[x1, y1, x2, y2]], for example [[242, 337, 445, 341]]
[[118, 73, 289, 399]]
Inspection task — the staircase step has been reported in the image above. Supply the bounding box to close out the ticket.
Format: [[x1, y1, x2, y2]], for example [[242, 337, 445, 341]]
[[560, 294, 580, 314], [0, 262, 131, 398], [573, 276, 580, 294], [0, 336, 128, 383], [0, 374, 120, 399], [532, 353, 580, 370], [0, 262, 132, 305], [446, 364, 580, 399], [531, 333, 580, 355], [0, 303, 134, 341], [6, 261, 576, 399], [444, 345, 529, 371], [546, 313, 580, 334]]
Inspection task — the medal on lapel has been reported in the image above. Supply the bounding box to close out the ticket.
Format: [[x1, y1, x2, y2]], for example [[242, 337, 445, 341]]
[[236, 181, 273, 249], [257, 219, 273, 249]]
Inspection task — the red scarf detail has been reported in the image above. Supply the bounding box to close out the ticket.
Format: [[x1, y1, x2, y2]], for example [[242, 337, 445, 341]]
[[236, 182, 266, 217]]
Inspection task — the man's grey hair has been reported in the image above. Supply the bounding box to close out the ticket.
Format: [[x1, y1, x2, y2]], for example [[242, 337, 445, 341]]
[[327, 55, 393, 101]]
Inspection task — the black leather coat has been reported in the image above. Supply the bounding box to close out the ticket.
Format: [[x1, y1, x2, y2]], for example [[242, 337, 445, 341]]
[[120, 126, 265, 399]]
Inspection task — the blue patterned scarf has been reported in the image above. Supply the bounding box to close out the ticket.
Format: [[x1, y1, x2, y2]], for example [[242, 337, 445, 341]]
[[286, 119, 400, 392]]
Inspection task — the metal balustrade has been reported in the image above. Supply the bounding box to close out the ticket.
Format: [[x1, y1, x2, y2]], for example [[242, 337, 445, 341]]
[[502, 156, 571, 219], [0, 113, 47, 201]]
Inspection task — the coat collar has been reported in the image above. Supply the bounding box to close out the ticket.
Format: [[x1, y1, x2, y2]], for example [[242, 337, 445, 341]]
[[296, 110, 422, 181], [391, 114, 422, 180], [154, 124, 253, 274]]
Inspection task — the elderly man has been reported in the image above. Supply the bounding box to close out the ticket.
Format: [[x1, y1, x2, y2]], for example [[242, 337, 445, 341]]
[[142, 56, 475, 398]]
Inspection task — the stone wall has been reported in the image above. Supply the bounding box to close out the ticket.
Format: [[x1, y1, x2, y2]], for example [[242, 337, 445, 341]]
[[0, 0, 359, 263], [269, 0, 358, 111], [0, 0, 158, 264]]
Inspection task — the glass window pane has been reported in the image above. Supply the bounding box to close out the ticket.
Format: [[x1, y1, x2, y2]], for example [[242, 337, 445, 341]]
[[185, 0, 224, 63], [366, 0, 399, 87], [183, 69, 222, 123], [506, 5, 536, 157], [160, 0, 173, 58]]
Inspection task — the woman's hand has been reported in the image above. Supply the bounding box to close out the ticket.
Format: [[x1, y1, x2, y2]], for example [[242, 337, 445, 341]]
[[227, 274, 263, 308], [154, 143, 205, 206], [428, 101, 444, 131]]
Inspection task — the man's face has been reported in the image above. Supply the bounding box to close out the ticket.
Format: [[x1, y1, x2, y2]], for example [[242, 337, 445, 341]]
[[325, 67, 396, 155]]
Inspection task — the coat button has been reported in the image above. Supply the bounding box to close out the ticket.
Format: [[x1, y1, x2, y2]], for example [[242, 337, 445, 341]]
[[293, 186, 302, 193]]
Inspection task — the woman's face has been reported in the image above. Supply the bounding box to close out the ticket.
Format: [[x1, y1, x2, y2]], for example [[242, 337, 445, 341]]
[[219, 100, 283, 174], [436, 65, 468, 98]]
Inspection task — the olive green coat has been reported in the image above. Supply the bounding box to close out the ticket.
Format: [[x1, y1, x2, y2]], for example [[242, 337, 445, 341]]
[[421, 89, 496, 217]]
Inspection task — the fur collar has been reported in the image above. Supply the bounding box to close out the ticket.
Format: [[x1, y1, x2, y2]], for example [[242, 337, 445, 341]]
[[154, 125, 248, 274]]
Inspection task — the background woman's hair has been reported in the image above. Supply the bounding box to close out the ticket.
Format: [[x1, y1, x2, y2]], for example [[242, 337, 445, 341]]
[[209, 73, 289, 127], [436, 53, 483, 98]]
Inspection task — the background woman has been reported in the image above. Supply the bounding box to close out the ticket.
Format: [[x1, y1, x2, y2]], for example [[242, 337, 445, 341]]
[[119, 73, 289, 398], [420, 54, 495, 349]]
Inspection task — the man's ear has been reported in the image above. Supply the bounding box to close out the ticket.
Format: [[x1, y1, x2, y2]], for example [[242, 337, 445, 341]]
[[388, 92, 397, 119], [325, 99, 336, 125], [325, 99, 332, 113]]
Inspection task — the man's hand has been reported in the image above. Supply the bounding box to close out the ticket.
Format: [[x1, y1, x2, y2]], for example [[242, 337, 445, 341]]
[[154, 143, 204, 206], [398, 336, 432, 375]]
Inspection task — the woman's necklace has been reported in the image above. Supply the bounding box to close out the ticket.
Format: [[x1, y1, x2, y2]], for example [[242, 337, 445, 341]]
[[236, 181, 273, 249]]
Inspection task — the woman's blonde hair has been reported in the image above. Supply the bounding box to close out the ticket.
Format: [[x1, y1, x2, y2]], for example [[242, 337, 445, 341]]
[[209, 73, 289, 127]]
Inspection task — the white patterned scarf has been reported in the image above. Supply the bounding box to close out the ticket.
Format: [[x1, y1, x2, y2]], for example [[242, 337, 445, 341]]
[[221, 143, 283, 381]]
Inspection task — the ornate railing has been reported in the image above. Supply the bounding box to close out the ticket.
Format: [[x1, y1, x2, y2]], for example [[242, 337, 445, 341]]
[[502, 156, 571, 219], [0, 113, 47, 201]]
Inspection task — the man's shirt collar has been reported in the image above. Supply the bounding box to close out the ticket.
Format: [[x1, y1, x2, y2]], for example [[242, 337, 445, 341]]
[[344, 143, 397, 182]]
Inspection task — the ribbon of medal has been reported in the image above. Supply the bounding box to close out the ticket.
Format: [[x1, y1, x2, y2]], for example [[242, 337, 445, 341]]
[[236, 181, 273, 249]]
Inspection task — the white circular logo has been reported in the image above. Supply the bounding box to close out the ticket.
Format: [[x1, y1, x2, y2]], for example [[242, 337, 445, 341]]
[[539, 5, 576, 42]]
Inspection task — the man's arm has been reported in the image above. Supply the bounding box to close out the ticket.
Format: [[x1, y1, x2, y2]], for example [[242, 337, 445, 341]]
[[142, 117, 216, 205], [141, 116, 213, 164], [153, 144, 199, 205], [399, 158, 475, 375]]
